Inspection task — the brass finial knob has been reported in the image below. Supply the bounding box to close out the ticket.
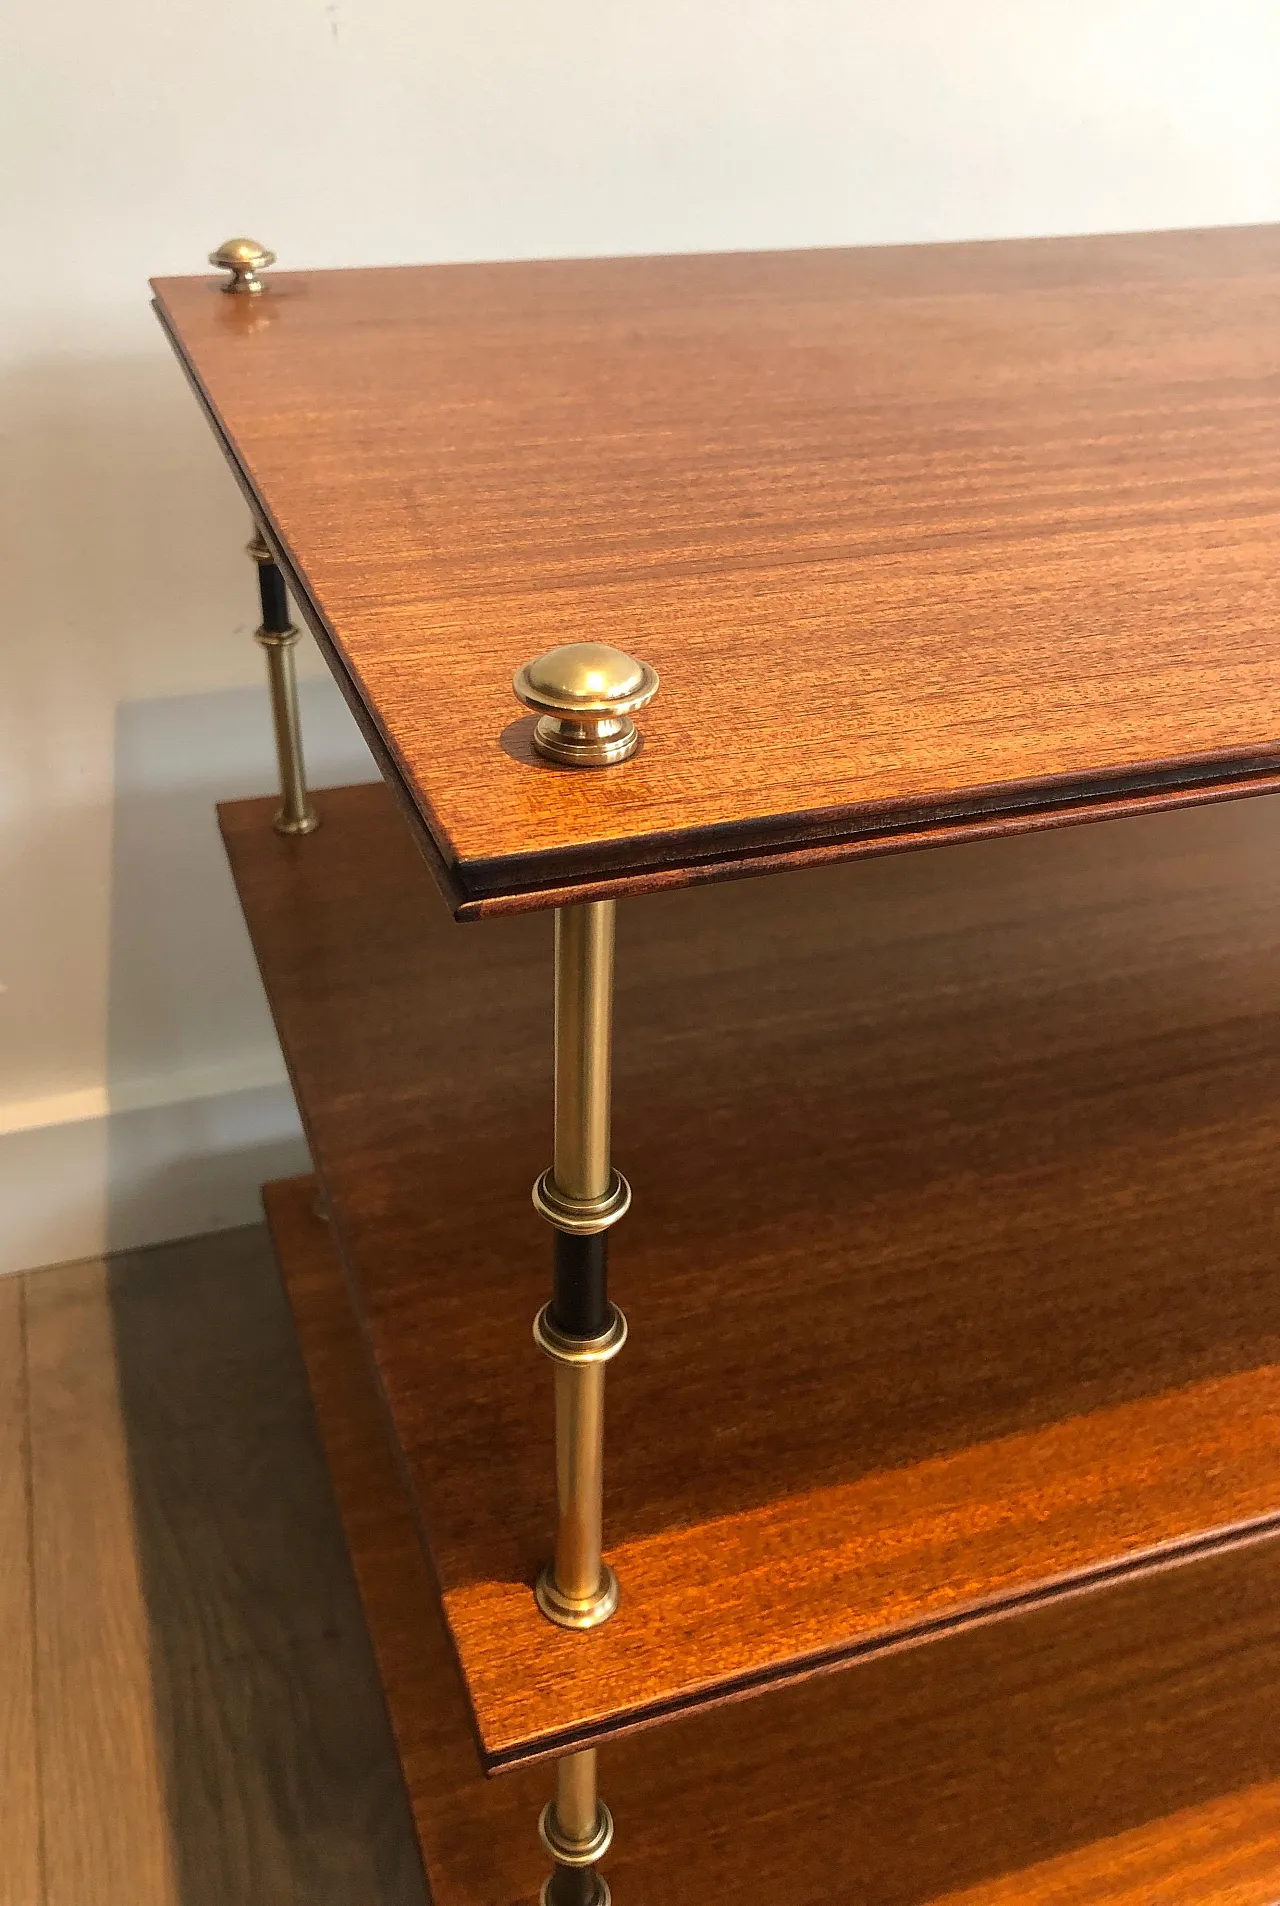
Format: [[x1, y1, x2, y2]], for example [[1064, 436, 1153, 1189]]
[[209, 237, 276, 295], [513, 643, 659, 767]]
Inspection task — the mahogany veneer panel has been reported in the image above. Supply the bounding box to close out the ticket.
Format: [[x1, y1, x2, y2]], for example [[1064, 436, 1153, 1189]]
[[224, 780, 1280, 1767], [161, 227, 1280, 913], [266, 1171, 1280, 1904]]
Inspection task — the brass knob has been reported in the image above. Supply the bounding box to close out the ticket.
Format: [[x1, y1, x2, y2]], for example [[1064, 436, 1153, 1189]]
[[513, 643, 659, 767], [209, 237, 276, 295]]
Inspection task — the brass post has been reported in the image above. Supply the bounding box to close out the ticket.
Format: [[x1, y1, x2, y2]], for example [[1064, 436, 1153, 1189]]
[[539, 1748, 613, 1906], [247, 527, 319, 837], [515, 643, 658, 1904], [533, 1292, 626, 1627], [533, 900, 629, 1631], [554, 902, 615, 1204]]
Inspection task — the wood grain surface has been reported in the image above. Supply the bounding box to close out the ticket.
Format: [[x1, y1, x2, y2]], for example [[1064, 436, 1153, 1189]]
[[267, 1170, 1280, 1904], [102, 1224, 429, 1906], [223, 778, 1280, 1767], [26, 1261, 179, 1906], [0, 1279, 40, 1906], [157, 228, 1280, 913]]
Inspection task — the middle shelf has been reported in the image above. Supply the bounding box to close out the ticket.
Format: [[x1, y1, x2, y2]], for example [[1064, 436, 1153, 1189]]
[[221, 778, 1280, 1771]]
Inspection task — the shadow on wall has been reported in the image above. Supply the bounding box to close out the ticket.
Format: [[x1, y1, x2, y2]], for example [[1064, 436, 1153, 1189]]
[[0, 350, 252, 1135], [106, 677, 377, 1255], [1, 345, 381, 1263], [0, 346, 384, 1265]]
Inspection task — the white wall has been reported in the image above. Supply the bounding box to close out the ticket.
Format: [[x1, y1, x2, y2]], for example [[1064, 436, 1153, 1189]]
[[3, 2, 1279, 1274]]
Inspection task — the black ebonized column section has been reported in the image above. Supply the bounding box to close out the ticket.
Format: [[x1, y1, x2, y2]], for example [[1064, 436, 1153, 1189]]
[[551, 1234, 609, 1340], [547, 1867, 599, 1906], [257, 557, 291, 633]]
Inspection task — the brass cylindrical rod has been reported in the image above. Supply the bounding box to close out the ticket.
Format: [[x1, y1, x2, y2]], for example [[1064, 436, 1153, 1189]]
[[533, 1302, 626, 1629], [546, 903, 614, 1622], [248, 526, 318, 837], [555, 1751, 599, 1845], [262, 636, 316, 834], [540, 1749, 613, 1906], [553, 901, 615, 1202], [553, 1353, 607, 1605], [533, 898, 629, 1631]]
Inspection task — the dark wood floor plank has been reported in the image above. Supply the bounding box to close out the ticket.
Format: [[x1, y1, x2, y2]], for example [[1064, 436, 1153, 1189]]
[[27, 1259, 178, 1906], [0, 1277, 41, 1906], [25, 1233, 427, 1906], [101, 1223, 428, 1906], [266, 1170, 1280, 1904], [225, 779, 1280, 1766]]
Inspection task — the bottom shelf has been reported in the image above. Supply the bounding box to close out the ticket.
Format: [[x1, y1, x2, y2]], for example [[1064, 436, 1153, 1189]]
[[266, 1172, 1280, 1906]]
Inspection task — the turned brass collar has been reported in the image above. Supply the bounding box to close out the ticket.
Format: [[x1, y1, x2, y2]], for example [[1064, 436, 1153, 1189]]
[[533, 1167, 631, 1236], [539, 1799, 615, 1867], [533, 1303, 628, 1366]]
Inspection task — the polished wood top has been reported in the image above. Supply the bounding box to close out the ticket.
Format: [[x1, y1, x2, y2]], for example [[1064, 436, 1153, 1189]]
[[224, 781, 1280, 1767], [268, 1169, 1280, 1901], [159, 226, 1280, 914]]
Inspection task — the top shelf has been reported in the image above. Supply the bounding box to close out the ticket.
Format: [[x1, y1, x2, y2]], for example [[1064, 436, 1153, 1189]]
[[156, 226, 1280, 918]]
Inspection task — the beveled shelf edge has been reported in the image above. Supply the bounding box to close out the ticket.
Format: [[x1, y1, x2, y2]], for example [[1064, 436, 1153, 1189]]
[[491, 1510, 1280, 1773], [457, 760, 1280, 920], [154, 287, 1280, 925]]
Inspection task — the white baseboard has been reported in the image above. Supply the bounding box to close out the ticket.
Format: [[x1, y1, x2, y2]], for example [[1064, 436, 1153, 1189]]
[[0, 1066, 310, 1277]]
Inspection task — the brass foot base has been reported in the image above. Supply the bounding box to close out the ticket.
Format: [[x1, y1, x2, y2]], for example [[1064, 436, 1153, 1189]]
[[539, 1879, 610, 1906], [535, 1560, 619, 1630], [273, 807, 320, 837]]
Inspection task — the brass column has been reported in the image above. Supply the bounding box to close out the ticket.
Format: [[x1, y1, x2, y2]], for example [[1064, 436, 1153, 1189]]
[[247, 526, 319, 837], [533, 899, 630, 1629], [209, 239, 317, 840], [514, 642, 660, 1906]]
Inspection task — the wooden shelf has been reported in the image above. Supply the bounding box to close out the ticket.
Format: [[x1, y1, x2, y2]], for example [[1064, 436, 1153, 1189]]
[[267, 1170, 1280, 1904], [159, 227, 1280, 915], [223, 779, 1280, 1770]]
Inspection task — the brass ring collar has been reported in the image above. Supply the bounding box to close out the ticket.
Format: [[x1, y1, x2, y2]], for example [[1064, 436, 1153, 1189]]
[[536, 1559, 620, 1629], [539, 1799, 615, 1868], [533, 1304, 628, 1366], [254, 623, 302, 651], [533, 1167, 631, 1236]]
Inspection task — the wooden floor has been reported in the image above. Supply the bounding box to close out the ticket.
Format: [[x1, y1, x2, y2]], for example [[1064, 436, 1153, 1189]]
[[1, 1224, 428, 1906]]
